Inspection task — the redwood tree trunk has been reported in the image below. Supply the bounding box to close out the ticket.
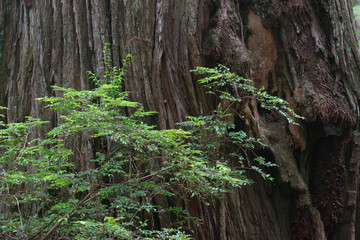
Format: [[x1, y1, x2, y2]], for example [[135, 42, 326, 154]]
[[1, 0, 359, 239]]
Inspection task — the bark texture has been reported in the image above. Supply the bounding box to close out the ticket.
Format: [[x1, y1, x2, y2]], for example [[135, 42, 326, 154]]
[[1, 0, 360, 239]]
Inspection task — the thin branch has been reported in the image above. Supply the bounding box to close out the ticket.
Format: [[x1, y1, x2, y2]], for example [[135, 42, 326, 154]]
[[40, 188, 98, 240], [7, 120, 32, 171]]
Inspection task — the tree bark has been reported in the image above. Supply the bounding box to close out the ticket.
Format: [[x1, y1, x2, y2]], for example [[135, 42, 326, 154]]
[[0, 0, 359, 239]]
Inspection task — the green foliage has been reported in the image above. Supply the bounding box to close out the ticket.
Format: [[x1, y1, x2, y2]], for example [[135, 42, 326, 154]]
[[353, 4, 360, 46], [191, 65, 303, 125], [354, 5, 360, 21], [0, 44, 301, 239]]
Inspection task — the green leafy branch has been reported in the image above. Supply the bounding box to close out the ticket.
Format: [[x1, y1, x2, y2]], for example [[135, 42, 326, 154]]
[[0, 47, 303, 240]]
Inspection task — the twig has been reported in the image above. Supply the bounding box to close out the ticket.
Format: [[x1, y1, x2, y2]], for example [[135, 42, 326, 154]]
[[7, 120, 32, 171], [40, 188, 98, 240], [13, 195, 28, 239], [13, 195, 23, 227]]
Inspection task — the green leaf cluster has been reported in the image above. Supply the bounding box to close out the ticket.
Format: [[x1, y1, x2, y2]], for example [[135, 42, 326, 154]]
[[0, 44, 302, 239], [354, 5, 360, 21], [192, 65, 303, 124], [353, 4, 360, 46]]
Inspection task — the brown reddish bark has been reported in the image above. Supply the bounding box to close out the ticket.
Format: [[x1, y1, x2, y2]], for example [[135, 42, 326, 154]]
[[0, 0, 359, 239]]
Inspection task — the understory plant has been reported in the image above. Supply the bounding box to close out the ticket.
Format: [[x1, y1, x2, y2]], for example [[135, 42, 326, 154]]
[[0, 44, 302, 239]]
